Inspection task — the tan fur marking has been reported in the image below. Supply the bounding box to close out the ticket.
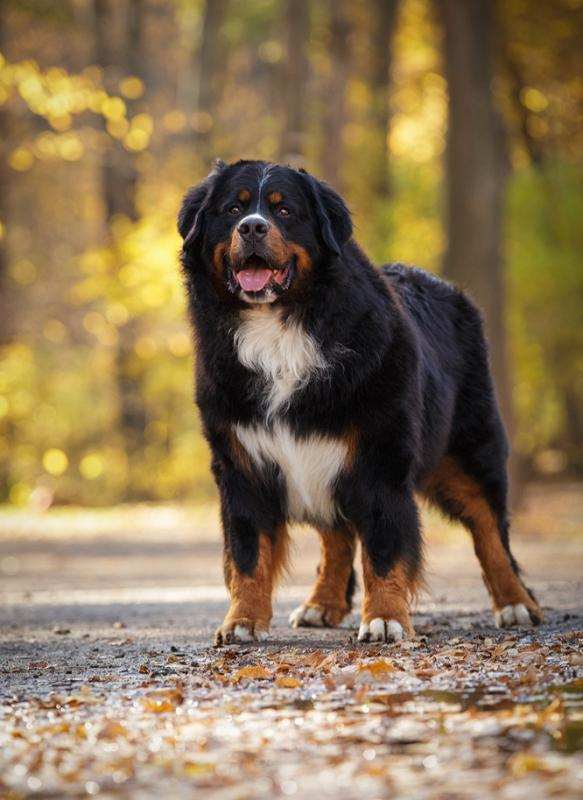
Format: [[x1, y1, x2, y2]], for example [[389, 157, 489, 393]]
[[220, 528, 289, 637], [229, 229, 245, 265], [360, 554, 416, 636], [264, 225, 289, 265], [424, 456, 541, 616], [227, 428, 254, 476], [267, 191, 283, 204], [213, 241, 228, 274], [343, 427, 359, 469], [289, 243, 312, 273], [238, 189, 251, 202], [302, 529, 355, 624]]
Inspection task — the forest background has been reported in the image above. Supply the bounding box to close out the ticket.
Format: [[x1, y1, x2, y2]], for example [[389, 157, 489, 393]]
[[0, 0, 581, 508]]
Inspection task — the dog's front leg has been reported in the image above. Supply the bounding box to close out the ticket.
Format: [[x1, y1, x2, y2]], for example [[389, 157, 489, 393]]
[[208, 434, 288, 645], [213, 456, 288, 645], [216, 517, 288, 645], [353, 487, 422, 643]]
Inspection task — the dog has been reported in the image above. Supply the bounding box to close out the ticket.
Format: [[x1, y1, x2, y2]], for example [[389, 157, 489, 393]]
[[178, 159, 542, 645]]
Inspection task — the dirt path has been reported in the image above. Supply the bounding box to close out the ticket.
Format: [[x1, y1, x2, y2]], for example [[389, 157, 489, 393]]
[[1, 489, 582, 798]]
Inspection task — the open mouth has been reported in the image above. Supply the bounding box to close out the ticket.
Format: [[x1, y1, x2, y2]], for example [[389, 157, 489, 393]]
[[232, 255, 290, 294]]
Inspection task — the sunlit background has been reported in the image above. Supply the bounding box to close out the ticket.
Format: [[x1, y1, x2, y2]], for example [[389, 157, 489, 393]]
[[0, 0, 581, 509]]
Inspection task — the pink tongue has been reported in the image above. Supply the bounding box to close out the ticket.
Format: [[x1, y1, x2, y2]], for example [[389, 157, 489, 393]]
[[236, 268, 272, 292]]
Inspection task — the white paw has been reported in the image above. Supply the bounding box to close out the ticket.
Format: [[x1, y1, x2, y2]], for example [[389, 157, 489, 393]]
[[358, 618, 405, 643], [494, 603, 532, 628], [232, 624, 255, 641], [215, 622, 269, 645], [289, 604, 326, 628]]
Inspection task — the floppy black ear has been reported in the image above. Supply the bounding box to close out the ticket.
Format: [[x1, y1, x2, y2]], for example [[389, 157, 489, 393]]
[[178, 159, 226, 247], [300, 170, 353, 257]]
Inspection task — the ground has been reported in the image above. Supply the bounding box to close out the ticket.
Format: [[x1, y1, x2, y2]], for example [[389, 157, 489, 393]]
[[0, 484, 582, 799]]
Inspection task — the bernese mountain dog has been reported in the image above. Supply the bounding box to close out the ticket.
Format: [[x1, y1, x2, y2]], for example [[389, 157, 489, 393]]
[[178, 159, 542, 645]]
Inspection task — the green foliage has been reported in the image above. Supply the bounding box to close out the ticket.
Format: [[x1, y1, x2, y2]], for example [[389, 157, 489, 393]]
[[507, 162, 583, 467]]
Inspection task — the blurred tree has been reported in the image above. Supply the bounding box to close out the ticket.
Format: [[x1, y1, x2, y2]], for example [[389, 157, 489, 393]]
[[437, 0, 513, 446], [499, 0, 583, 475], [319, 0, 350, 190], [94, 0, 142, 220], [0, 7, 10, 346], [279, 0, 309, 164], [192, 0, 229, 161], [94, 0, 147, 491], [368, 0, 400, 199], [0, 0, 581, 506]]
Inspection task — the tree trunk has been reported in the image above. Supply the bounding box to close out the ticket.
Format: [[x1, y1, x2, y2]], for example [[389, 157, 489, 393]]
[[438, 0, 517, 498], [94, 0, 147, 493], [319, 0, 350, 191], [94, 0, 142, 221], [192, 0, 228, 162], [279, 0, 310, 165], [368, 0, 399, 199]]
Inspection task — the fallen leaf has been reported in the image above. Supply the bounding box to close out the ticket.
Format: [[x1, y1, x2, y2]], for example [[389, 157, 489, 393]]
[[232, 665, 272, 683], [276, 675, 301, 689], [141, 687, 184, 713], [357, 659, 396, 679]]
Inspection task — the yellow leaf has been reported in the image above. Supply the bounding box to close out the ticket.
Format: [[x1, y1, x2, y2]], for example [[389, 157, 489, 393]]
[[141, 687, 183, 713], [232, 665, 272, 683], [97, 720, 127, 739], [357, 659, 395, 678], [183, 762, 214, 776], [276, 675, 301, 689], [509, 753, 548, 777]]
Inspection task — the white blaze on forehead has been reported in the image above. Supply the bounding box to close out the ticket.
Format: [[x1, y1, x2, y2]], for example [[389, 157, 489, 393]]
[[234, 306, 326, 418], [234, 420, 348, 527], [255, 164, 274, 212]]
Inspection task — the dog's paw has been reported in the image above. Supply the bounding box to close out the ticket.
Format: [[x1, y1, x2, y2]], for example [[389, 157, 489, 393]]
[[494, 603, 541, 629], [289, 603, 348, 629], [214, 618, 268, 646], [357, 617, 411, 643]]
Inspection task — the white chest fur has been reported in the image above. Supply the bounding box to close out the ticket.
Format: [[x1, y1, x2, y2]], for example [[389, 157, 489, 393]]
[[234, 306, 327, 418], [234, 421, 348, 526], [233, 308, 344, 526]]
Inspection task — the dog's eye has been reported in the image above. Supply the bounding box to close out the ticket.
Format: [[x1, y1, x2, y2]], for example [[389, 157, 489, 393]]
[[228, 205, 241, 216], [278, 207, 291, 217]]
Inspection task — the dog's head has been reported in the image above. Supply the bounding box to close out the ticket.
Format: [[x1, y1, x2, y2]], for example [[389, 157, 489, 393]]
[[179, 160, 352, 305]]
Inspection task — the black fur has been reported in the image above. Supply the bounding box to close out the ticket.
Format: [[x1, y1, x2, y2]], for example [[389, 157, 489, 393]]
[[179, 160, 525, 611]]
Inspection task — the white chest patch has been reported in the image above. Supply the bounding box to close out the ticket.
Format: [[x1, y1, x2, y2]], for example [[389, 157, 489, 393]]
[[234, 421, 348, 527], [234, 307, 327, 418]]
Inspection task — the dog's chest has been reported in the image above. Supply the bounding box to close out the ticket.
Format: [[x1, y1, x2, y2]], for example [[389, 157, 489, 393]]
[[233, 308, 346, 525], [234, 307, 326, 418], [234, 421, 348, 526]]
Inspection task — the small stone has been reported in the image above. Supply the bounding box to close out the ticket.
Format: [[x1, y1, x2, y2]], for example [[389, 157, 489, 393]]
[[53, 626, 71, 635]]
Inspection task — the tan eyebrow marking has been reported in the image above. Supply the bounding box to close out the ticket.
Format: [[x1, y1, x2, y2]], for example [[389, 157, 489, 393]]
[[267, 191, 283, 204], [238, 189, 251, 202]]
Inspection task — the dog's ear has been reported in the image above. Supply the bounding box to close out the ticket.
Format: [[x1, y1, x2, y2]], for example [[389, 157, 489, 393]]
[[178, 159, 227, 247], [299, 169, 352, 257]]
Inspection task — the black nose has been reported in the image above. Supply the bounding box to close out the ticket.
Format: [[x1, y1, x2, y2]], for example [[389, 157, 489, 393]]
[[237, 216, 269, 240]]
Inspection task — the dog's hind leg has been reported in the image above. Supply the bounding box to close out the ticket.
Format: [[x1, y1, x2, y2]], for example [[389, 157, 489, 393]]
[[423, 455, 543, 628], [289, 528, 356, 628]]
